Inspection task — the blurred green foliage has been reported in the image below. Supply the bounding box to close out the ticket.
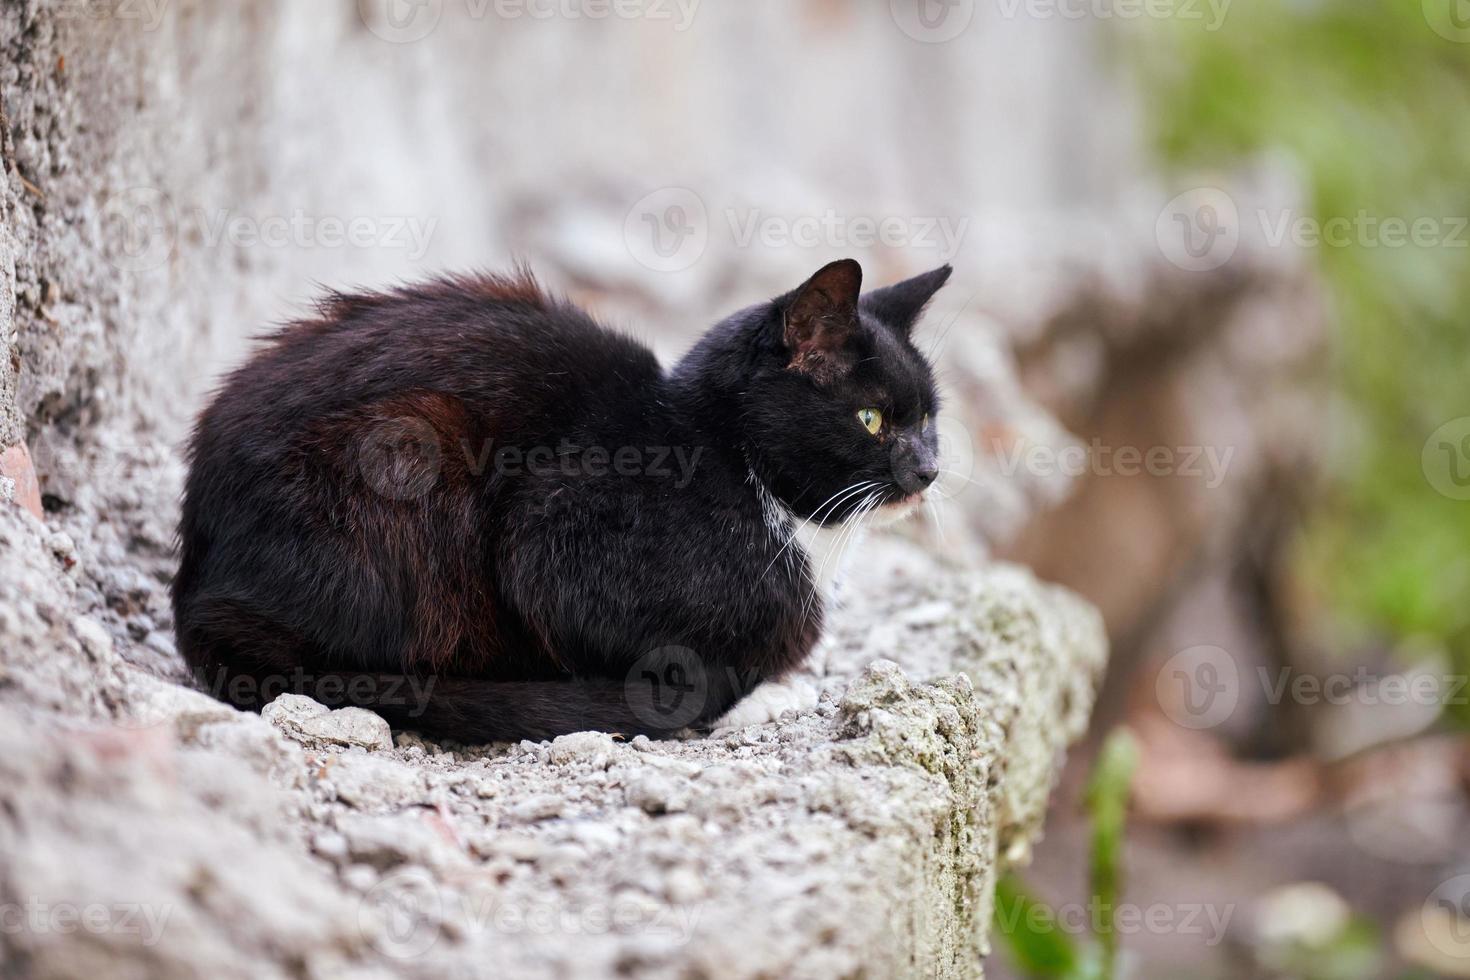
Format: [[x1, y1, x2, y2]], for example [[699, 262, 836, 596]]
[[993, 876, 1093, 979], [1133, 0, 1470, 710], [1255, 915, 1383, 980], [994, 730, 1137, 980], [1084, 729, 1137, 977]]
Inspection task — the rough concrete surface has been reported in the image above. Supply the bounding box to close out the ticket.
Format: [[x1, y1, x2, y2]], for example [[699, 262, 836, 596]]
[[0, 2, 1120, 976], [0, 497, 1105, 979]]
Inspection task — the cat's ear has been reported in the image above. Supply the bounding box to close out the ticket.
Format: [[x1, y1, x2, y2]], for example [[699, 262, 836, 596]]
[[859, 264, 952, 337], [781, 258, 862, 380]]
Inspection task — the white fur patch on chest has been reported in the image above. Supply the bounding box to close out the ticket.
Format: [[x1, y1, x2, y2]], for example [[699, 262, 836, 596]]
[[749, 468, 791, 541], [797, 520, 868, 607], [747, 468, 867, 609]]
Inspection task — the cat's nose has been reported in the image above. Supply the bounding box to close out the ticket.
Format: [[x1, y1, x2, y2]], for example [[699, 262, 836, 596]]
[[894, 438, 939, 495]]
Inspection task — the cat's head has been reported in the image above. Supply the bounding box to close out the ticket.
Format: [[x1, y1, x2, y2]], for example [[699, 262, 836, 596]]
[[739, 258, 951, 526]]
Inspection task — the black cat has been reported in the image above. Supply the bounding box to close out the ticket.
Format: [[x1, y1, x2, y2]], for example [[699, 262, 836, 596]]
[[173, 258, 949, 741]]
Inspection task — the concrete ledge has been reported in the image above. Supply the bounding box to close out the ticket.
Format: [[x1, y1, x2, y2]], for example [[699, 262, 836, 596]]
[[0, 504, 1104, 979]]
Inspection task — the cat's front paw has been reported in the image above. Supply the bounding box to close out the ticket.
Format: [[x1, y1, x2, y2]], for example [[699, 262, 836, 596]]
[[713, 676, 819, 732]]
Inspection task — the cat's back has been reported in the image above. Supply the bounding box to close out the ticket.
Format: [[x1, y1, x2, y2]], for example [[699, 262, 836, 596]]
[[226, 271, 653, 418], [191, 271, 663, 466]]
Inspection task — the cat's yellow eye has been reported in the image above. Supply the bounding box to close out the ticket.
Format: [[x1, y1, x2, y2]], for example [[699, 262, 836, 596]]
[[857, 408, 883, 435], [922, 414, 931, 431]]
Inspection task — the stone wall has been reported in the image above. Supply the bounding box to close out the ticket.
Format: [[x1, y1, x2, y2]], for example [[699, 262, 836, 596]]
[[0, 2, 1153, 975]]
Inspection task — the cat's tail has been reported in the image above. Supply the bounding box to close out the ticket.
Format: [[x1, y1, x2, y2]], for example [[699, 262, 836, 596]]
[[176, 595, 728, 742], [190, 666, 712, 743], [343, 674, 699, 743]]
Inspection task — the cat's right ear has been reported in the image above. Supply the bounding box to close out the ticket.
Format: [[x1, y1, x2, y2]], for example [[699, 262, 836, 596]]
[[859, 264, 952, 338], [780, 259, 862, 382]]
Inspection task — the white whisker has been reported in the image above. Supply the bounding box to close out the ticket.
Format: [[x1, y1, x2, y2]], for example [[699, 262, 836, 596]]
[[926, 495, 945, 547], [806, 488, 881, 621], [935, 467, 981, 489], [760, 480, 877, 582]]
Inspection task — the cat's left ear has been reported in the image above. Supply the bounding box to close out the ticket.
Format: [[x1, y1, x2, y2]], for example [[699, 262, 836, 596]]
[[859, 264, 953, 338], [781, 258, 863, 381]]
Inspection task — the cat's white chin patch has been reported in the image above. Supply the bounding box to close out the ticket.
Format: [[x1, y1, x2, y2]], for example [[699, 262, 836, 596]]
[[865, 493, 925, 528]]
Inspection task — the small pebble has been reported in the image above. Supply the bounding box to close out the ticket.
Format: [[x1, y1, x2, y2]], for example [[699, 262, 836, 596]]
[[624, 773, 690, 815], [313, 831, 350, 861], [664, 867, 706, 904], [509, 795, 565, 822], [342, 864, 378, 892], [71, 615, 114, 662]]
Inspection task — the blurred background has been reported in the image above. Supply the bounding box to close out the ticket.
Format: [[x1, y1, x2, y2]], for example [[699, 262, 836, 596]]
[[4, 0, 1469, 976]]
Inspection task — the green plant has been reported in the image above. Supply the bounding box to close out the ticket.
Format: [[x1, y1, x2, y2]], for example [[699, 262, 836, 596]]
[[993, 729, 1139, 980]]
